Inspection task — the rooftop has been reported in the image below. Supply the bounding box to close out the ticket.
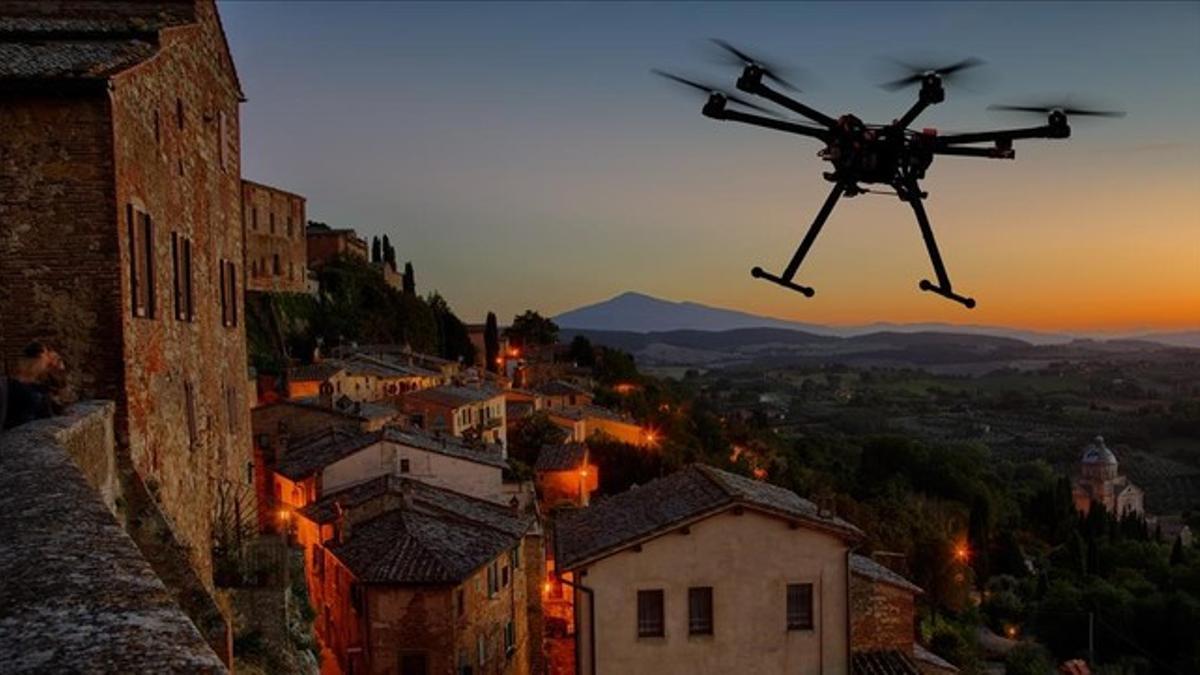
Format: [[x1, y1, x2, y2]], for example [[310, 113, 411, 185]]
[[535, 443, 588, 472], [534, 380, 590, 397], [850, 554, 923, 594], [275, 425, 506, 480], [405, 383, 503, 408], [851, 650, 921, 675], [555, 464, 862, 570], [323, 479, 530, 585], [548, 404, 632, 423], [1081, 435, 1118, 465]]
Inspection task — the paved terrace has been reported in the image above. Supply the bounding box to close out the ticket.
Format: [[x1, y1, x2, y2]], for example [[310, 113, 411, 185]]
[[0, 402, 225, 673]]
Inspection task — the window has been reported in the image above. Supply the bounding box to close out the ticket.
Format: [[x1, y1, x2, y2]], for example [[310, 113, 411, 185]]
[[637, 589, 665, 637], [251, 260, 258, 277], [786, 583, 814, 630], [501, 564, 510, 588], [269, 212, 275, 234], [175, 97, 185, 129], [252, 207, 258, 230], [477, 634, 486, 665], [312, 544, 324, 577], [273, 254, 281, 276], [218, 111, 228, 170], [504, 621, 515, 655], [688, 587, 713, 635], [153, 109, 161, 145], [487, 561, 499, 597], [455, 588, 465, 618], [127, 205, 155, 318], [219, 259, 238, 327], [510, 544, 521, 570], [171, 232, 194, 321], [246, 461, 254, 485], [400, 458, 411, 474]]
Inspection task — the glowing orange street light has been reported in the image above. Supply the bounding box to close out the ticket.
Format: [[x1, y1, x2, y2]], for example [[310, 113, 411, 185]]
[[1005, 625, 1019, 640], [643, 429, 660, 446], [954, 543, 970, 563], [542, 581, 553, 595]]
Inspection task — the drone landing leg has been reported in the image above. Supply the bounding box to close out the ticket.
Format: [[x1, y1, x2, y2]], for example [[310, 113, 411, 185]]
[[902, 182, 976, 309], [751, 182, 846, 297]]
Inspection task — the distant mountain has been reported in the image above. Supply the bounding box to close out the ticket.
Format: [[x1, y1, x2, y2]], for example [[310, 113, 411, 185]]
[[554, 291, 1074, 345]]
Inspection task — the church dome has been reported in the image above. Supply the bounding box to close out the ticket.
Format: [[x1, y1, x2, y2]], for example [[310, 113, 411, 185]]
[[1081, 436, 1118, 465]]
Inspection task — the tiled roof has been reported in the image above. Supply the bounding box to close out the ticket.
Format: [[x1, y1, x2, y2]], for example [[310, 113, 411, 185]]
[[405, 384, 502, 408], [301, 475, 526, 539], [534, 380, 590, 397], [549, 404, 631, 423], [320, 480, 530, 585], [291, 396, 398, 422], [555, 464, 862, 569], [850, 554, 923, 594], [288, 361, 346, 382], [276, 427, 379, 480], [0, 2, 196, 81], [913, 644, 958, 672], [346, 353, 441, 378], [275, 425, 506, 480], [535, 443, 588, 472], [382, 427, 507, 469], [851, 650, 921, 675]]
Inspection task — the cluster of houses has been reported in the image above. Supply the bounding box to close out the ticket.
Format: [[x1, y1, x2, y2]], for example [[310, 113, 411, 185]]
[[0, 1, 968, 674]]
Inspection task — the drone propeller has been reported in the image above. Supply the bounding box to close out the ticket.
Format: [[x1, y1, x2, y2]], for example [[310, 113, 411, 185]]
[[651, 69, 777, 114], [988, 103, 1126, 118], [879, 57, 985, 91], [709, 39, 802, 91]]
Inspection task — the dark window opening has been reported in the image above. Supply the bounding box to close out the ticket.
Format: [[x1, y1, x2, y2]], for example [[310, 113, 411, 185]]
[[688, 587, 713, 635], [128, 207, 155, 319], [175, 97, 184, 129], [637, 589, 664, 637], [787, 583, 814, 630], [400, 458, 411, 474]]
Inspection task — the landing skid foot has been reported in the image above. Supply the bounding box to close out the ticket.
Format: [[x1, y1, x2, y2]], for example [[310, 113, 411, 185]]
[[919, 279, 975, 308], [752, 267, 815, 297]]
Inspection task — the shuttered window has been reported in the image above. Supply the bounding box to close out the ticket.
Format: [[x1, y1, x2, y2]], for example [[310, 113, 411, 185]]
[[128, 206, 155, 318], [688, 587, 713, 635], [786, 583, 814, 630], [637, 589, 664, 637]]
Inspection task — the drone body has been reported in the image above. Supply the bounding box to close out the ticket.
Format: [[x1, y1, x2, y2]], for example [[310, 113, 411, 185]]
[[658, 45, 1120, 309]]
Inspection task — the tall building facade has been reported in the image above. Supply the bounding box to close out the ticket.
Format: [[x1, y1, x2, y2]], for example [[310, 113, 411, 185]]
[[243, 179, 307, 293]]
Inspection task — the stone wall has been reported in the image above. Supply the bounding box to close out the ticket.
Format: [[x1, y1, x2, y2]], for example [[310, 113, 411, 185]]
[[0, 402, 227, 673], [850, 576, 916, 653]]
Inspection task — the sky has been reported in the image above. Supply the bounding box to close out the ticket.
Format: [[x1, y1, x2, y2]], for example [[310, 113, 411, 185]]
[[220, 1, 1200, 332]]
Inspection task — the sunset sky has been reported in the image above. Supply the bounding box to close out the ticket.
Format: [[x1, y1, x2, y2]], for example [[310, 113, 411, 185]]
[[221, 1, 1200, 332]]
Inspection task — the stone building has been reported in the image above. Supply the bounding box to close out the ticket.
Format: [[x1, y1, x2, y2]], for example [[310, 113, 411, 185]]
[[1072, 435, 1145, 517], [849, 555, 957, 675], [403, 383, 509, 451], [291, 475, 543, 675], [534, 442, 598, 509], [307, 221, 369, 268], [554, 464, 863, 675], [0, 0, 253, 656], [242, 179, 306, 293]]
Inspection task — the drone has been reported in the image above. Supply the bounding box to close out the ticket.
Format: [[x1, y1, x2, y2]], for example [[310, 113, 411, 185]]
[[656, 41, 1124, 309]]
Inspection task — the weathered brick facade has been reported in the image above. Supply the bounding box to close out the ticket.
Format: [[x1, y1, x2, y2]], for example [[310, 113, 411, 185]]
[[307, 223, 369, 268], [850, 568, 918, 653], [243, 179, 306, 293], [0, 0, 253, 602]]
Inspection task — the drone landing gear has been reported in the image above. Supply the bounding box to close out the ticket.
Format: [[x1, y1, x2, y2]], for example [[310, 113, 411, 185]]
[[751, 181, 846, 298], [901, 181, 976, 309]]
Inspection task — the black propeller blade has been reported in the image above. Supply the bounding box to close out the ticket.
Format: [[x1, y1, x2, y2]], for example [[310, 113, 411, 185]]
[[651, 69, 776, 114], [879, 57, 985, 91], [709, 38, 801, 91], [988, 103, 1126, 118]]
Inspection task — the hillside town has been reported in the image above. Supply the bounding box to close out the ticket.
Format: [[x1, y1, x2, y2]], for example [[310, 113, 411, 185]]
[[1, 2, 1198, 675]]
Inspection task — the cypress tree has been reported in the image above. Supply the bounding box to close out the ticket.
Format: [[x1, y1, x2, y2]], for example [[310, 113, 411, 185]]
[[403, 261, 415, 296], [372, 236, 382, 263], [484, 311, 500, 372]]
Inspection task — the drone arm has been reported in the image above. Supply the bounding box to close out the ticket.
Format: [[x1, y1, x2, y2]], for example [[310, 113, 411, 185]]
[[935, 124, 1067, 146], [901, 180, 976, 308], [933, 145, 1015, 160], [894, 98, 932, 131], [737, 77, 839, 128], [711, 107, 830, 142]]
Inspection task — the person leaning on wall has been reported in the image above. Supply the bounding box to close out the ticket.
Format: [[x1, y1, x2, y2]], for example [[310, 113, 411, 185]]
[[2, 341, 68, 430]]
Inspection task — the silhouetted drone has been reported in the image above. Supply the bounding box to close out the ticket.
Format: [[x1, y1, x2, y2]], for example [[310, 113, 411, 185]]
[[655, 41, 1124, 308]]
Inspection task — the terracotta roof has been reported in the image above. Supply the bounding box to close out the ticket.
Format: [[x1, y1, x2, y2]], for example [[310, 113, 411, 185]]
[[288, 361, 346, 382], [322, 480, 530, 585], [850, 554, 923, 594], [382, 427, 507, 469], [549, 404, 631, 423], [851, 650, 921, 675], [405, 384, 502, 408], [535, 443, 588, 472], [555, 464, 862, 570]]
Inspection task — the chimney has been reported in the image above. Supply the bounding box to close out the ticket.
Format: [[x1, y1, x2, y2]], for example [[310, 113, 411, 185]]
[[333, 501, 349, 544], [399, 479, 415, 508]]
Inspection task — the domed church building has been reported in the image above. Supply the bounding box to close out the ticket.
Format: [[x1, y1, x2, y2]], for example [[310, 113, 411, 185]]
[[1072, 436, 1145, 517]]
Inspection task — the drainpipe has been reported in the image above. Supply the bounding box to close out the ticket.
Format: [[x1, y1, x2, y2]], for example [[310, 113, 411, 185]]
[[559, 570, 597, 675]]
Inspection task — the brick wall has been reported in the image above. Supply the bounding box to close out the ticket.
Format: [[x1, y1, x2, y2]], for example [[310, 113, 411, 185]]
[[306, 229, 368, 268], [243, 179, 307, 293], [850, 576, 916, 653]]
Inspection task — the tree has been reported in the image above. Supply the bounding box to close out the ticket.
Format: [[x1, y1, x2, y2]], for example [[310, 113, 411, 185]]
[[1171, 535, 1186, 566], [484, 312, 500, 373], [1004, 642, 1055, 675], [505, 310, 558, 348], [371, 236, 382, 263], [382, 235, 396, 269], [403, 261, 415, 296], [508, 412, 567, 465], [569, 335, 595, 368]]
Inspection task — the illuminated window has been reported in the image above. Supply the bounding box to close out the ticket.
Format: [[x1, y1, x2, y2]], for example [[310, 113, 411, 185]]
[[637, 589, 664, 637], [786, 583, 813, 630]]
